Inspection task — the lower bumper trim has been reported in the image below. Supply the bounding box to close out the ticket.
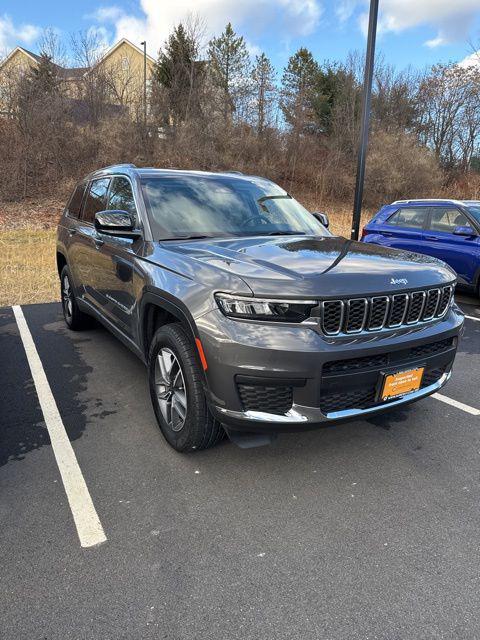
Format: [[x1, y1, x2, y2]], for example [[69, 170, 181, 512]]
[[214, 371, 451, 427]]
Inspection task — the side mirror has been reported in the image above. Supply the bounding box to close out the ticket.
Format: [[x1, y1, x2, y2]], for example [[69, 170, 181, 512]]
[[94, 210, 140, 237], [312, 211, 329, 228], [453, 225, 476, 237]]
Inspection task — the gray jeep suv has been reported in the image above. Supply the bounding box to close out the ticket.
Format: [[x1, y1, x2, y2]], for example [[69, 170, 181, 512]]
[[57, 165, 464, 451]]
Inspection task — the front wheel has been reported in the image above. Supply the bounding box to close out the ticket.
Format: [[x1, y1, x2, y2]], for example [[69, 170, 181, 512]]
[[148, 324, 224, 452]]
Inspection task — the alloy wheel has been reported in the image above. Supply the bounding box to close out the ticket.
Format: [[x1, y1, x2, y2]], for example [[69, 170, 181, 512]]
[[62, 274, 73, 319], [154, 348, 187, 432]]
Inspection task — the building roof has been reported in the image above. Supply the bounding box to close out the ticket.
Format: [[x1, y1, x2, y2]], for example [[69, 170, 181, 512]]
[[0, 38, 153, 78]]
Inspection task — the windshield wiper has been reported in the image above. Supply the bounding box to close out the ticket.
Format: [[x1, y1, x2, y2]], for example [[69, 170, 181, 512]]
[[264, 230, 307, 236], [160, 234, 213, 241]]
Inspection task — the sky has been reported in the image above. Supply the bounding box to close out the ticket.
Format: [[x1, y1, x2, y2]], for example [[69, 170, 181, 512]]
[[1, 0, 479, 72]]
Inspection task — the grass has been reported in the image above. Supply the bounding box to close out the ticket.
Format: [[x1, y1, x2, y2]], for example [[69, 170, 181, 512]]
[[0, 203, 373, 307], [0, 230, 59, 307]]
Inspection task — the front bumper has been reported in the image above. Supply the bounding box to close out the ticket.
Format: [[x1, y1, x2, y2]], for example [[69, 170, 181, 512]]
[[196, 305, 464, 432]]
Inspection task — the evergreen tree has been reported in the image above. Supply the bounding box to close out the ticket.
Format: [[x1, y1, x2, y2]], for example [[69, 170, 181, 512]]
[[153, 23, 200, 125], [208, 23, 251, 121], [251, 53, 276, 134], [280, 48, 320, 134], [26, 53, 60, 97]]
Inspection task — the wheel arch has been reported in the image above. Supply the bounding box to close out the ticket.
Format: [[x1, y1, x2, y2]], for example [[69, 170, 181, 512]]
[[140, 292, 199, 361], [56, 251, 67, 278]]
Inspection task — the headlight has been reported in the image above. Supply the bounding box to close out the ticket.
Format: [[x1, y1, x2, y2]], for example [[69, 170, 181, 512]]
[[215, 293, 317, 322]]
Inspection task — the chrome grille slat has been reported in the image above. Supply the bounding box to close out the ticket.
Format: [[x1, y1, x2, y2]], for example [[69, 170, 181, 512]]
[[320, 285, 454, 336], [368, 296, 390, 331], [388, 294, 409, 328], [406, 291, 426, 324], [422, 288, 440, 320], [345, 298, 368, 333]]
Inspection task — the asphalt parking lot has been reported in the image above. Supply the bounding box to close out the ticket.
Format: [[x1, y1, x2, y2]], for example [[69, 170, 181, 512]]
[[1, 294, 480, 640]]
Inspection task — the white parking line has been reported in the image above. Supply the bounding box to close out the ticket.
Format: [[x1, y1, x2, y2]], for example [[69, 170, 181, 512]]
[[465, 315, 480, 323], [432, 393, 480, 416], [12, 305, 107, 548]]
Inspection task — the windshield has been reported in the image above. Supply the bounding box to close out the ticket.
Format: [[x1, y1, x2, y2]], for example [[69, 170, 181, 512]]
[[467, 205, 480, 225], [140, 175, 330, 240]]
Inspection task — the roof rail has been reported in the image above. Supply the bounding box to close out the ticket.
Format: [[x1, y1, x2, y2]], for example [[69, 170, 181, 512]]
[[101, 163, 137, 170], [391, 198, 465, 205]]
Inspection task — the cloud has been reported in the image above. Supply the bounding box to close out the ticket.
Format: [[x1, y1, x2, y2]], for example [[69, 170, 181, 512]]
[[335, 0, 358, 24], [90, 0, 323, 56], [0, 14, 41, 54], [458, 50, 480, 68], [345, 0, 479, 47]]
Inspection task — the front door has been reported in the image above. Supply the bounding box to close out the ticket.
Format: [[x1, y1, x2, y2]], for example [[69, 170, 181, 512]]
[[88, 176, 141, 338], [423, 206, 480, 286]]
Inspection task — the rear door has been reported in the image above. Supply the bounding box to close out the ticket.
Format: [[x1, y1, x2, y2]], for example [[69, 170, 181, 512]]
[[62, 181, 88, 288], [423, 206, 480, 285], [87, 175, 141, 338], [377, 206, 429, 253], [74, 177, 111, 313]]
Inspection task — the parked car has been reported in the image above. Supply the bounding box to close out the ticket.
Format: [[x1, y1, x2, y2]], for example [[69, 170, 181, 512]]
[[362, 199, 480, 296], [56, 166, 464, 451]]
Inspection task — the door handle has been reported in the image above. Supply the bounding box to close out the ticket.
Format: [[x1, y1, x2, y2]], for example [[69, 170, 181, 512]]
[[68, 228, 77, 237], [425, 235, 439, 241], [94, 237, 104, 249]]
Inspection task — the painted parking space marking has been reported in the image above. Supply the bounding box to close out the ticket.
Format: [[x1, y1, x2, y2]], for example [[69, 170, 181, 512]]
[[465, 314, 480, 323], [432, 392, 480, 416], [12, 305, 107, 549]]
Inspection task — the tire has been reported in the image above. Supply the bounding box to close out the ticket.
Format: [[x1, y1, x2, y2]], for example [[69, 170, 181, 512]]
[[148, 323, 224, 452], [60, 265, 91, 331]]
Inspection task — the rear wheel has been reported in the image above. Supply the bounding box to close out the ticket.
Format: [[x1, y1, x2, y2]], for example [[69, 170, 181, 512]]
[[148, 323, 224, 452], [60, 266, 91, 331]]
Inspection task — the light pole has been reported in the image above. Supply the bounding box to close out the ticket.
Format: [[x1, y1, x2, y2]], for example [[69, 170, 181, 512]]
[[140, 40, 147, 128], [351, 0, 379, 240]]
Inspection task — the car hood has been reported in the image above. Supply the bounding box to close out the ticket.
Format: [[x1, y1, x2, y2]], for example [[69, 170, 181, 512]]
[[157, 235, 456, 297]]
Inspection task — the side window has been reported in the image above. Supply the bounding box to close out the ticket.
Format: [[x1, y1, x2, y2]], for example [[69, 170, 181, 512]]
[[386, 207, 427, 229], [107, 177, 137, 220], [429, 207, 470, 233], [82, 178, 110, 223], [66, 183, 86, 218]]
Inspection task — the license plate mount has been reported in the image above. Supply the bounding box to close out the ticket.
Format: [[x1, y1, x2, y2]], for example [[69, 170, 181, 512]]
[[380, 366, 425, 402]]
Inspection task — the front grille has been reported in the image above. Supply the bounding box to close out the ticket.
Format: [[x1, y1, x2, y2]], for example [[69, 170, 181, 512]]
[[323, 353, 389, 374], [323, 337, 454, 375], [321, 285, 453, 336], [320, 366, 446, 414], [237, 383, 293, 415], [410, 337, 453, 359]]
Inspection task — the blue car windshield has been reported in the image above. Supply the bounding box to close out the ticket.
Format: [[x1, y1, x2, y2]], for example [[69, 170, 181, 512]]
[[467, 206, 480, 224], [140, 175, 330, 240]]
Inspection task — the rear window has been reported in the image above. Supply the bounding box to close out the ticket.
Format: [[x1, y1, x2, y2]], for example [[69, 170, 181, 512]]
[[82, 178, 110, 223], [66, 183, 86, 218], [386, 207, 427, 230]]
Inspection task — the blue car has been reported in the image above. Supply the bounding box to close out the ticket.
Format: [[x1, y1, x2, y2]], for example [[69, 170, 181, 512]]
[[362, 199, 480, 295]]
